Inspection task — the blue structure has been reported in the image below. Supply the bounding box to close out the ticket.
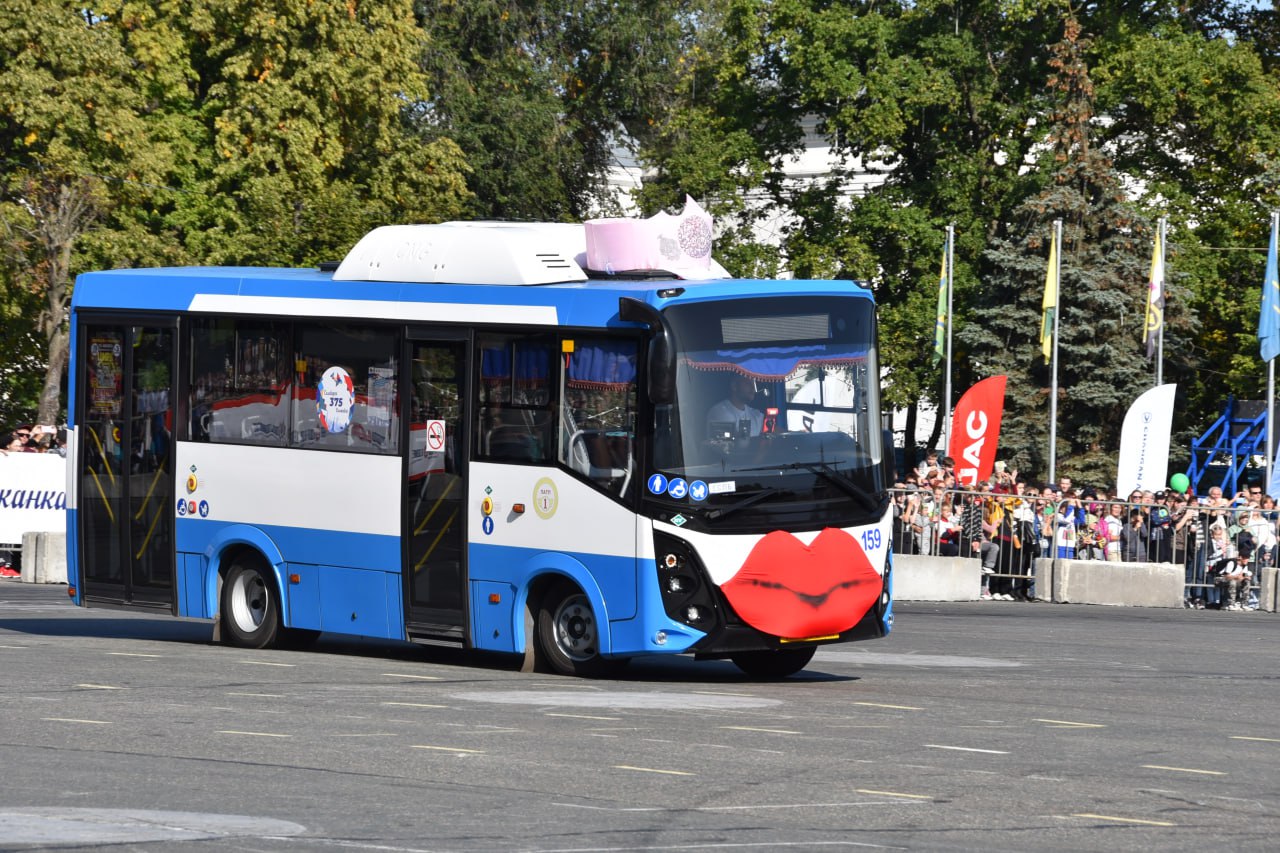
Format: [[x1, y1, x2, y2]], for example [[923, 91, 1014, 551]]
[[1185, 397, 1269, 497]]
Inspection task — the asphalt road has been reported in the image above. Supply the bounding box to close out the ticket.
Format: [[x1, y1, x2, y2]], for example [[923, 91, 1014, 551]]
[[0, 579, 1276, 852]]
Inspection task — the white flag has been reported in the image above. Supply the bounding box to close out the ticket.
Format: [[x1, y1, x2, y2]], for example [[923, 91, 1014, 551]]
[[1115, 384, 1177, 497]]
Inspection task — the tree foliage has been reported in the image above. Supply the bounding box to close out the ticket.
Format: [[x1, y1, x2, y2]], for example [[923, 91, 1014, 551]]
[[1, 0, 1279, 488]]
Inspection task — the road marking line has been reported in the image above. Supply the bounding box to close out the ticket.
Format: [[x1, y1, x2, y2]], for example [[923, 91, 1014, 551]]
[[853, 701, 923, 710], [1035, 718, 1105, 728], [546, 712, 622, 721], [722, 726, 801, 735], [227, 692, 285, 698], [1142, 764, 1225, 776], [925, 744, 1009, 755], [1231, 736, 1280, 743], [383, 673, 441, 680], [0, 643, 29, 648], [107, 652, 162, 658], [1072, 813, 1176, 827], [237, 660, 295, 667], [217, 730, 291, 738], [333, 733, 397, 738], [411, 745, 484, 754], [856, 789, 932, 800], [43, 718, 110, 725], [613, 765, 695, 776], [76, 684, 125, 690], [382, 702, 447, 709]]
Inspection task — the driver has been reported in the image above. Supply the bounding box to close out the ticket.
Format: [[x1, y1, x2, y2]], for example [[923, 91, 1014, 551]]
[[707, 373, 764, 439]]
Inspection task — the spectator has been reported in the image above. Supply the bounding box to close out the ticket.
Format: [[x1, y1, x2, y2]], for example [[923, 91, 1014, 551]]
[[1172, 494, 1206, 608], [916, 449, 941, 483], [1245, 503, 1277, 572], [1120, 509, 1149, 561], [3, 428, 29, 454], [1010, 483, 1037, 599], [1204, 521, 1233, 608], [891, 488, 923, 555], [958, 491, 1000, 599], [1215, 524, 1255, 611], [937, 492, 961, 557], [1055, 490, 1085, 558], [1147, 491, 1173, 563], [1098, 501, 1125, 561], [1078, 501, 1105, 560]]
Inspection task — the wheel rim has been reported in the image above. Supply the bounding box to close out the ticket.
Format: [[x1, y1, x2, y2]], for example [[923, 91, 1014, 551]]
[[552, 593, 597, 662], [229, 570, 268, 633]]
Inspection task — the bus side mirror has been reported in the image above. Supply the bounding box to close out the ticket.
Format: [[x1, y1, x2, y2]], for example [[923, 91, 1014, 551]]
[[619, 297, 676, 405]]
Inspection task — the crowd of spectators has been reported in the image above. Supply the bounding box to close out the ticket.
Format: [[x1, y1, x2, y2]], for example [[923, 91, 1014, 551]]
[[890, 451, 1267, 611], [1, 424, 67, 577], [2, 424, 66, 457]]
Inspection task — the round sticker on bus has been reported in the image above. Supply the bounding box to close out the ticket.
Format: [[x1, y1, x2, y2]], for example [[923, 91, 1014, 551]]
[[316, 365, 355, 433], [533, 477, 559, 519]]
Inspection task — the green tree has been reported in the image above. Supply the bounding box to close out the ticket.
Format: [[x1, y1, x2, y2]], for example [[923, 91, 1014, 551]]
[[0, 1, 188, 426], [186, 0, 471, 265], [962, 15, 1154, 487], [418, 0, 699, 221]]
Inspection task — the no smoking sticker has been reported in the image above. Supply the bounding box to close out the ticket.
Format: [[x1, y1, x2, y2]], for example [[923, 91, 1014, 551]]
[[425, 419, 446, 452]]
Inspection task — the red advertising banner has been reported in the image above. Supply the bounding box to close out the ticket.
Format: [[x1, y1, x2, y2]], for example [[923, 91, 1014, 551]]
[[947, 375, 1007, 488]]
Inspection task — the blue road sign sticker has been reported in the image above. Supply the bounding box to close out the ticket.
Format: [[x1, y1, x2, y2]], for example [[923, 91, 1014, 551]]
[[198, 500, 210, 518], [668, 478, 689, 499], [647, 473, 668, 495], [689, 480, 708, 501], [482, 516, 495, 536], [176, 498, 187, 517]]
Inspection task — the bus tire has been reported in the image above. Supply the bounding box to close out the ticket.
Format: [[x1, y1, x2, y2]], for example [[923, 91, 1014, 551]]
[[536, 580, 615, 678], [221, 557, 281, 649], [730, 647, 816, 678]]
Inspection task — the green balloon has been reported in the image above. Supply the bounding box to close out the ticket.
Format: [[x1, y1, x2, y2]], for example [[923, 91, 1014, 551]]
[[1170, 472, 1190, 494]]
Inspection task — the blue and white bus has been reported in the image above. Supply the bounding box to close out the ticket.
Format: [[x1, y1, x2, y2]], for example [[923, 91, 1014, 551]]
[[67, 221, 893, 677]]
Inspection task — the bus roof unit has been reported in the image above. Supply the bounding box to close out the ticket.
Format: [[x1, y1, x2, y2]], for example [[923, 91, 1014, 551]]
[[333, 222, 591, 286]]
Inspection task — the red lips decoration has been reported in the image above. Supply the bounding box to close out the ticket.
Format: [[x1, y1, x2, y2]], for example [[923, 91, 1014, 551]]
[[720, 528, 881, 638]]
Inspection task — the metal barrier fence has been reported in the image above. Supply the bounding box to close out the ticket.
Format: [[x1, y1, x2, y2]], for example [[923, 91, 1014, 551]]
[[889, 488, 1270, 609]]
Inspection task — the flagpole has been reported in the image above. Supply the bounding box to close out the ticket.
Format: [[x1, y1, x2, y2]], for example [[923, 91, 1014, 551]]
[[1157, 217, 1166, 387], [1048, 219, 1062, 484], [1268, 211, 1278, 492], [944, 223, 954, 452]]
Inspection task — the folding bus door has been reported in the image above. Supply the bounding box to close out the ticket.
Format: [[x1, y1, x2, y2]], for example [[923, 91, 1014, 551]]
[[78, 322, 176, 608], [403, 333, 469, 638]]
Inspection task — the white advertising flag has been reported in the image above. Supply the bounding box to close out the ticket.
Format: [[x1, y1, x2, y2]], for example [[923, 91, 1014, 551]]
[[1115, 383, 1177, 498]]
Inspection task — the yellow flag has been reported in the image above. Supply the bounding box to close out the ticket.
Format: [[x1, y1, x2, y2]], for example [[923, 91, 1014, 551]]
[[1040, 230, 1058, 364]]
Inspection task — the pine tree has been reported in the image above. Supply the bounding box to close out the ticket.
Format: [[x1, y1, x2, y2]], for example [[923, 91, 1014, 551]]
[[962, 16, 1155, 489]]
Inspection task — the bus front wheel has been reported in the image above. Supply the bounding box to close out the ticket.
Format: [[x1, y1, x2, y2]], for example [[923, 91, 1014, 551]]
[[730, 647, 816, 678], [221, 557, 281, 649], [536, 581, 615, 678]]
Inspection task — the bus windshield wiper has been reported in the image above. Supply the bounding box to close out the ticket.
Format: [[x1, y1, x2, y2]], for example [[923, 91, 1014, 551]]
[[705, 487, 793, 522], [738, 460, 880, 512]]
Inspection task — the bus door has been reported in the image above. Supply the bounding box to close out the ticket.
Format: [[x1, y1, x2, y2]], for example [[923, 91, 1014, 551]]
[[403, 332, 469, 638], [77, 322, 176, 608]]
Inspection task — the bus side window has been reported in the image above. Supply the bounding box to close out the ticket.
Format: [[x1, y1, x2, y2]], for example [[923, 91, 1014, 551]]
[[476, 334, 554, 463], [559, 338, 638, 498], [188, 318, 290, 446], [291, 323, 399, 454]]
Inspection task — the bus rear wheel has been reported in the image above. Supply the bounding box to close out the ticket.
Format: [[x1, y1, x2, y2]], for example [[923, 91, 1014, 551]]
[[221, 557, 281, 649], [730, 647, 816, 678], [536, 581, 615, 678]]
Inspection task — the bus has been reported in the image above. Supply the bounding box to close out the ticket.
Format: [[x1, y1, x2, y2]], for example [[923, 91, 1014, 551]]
[[66, 220, 893, 677]]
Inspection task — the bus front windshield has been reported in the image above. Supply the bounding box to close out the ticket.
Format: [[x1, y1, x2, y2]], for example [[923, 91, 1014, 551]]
[[652, 295, 885, 523]]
